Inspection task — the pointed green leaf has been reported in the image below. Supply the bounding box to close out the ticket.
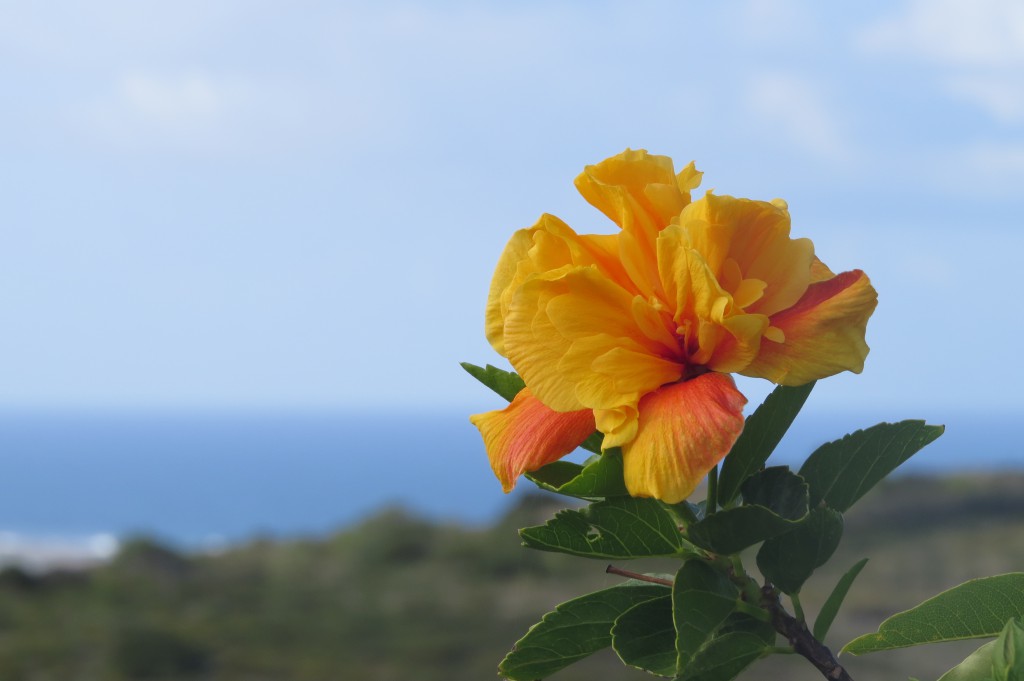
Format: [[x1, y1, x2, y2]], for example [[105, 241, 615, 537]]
[[520, 497, 686, 559], [813, 558, 868, 642], [612, 595, 676, 677], [675, 632, 769, 681], [686, 506, 802, 555], [740, 467, 809, 520], [499, 583, 669, 680], [461, 362, 525, 402], [526, 450, 629, 499], [674, 560, 739, 668], [843, 573, 1024, 655], [718, 381, 815, 506], [525, 460, 584, 490], [937, 641, 997, 681], [756, 508, 843, 594], [799, 420, 944, 512], [813, 558, 869, 642]]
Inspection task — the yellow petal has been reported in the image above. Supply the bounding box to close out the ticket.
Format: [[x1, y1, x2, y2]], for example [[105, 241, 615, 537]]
[[470, 388, 596, 493], [504, 266, 683, 412], [680, 193, 814, 317], [574, 149, 701, 298], [810, 256, 835, 282], [502, 266, 586, 411], [621, 373, 747, 503], [594, 405, 639, 449], [574, 149, 688, 231], [485, 228, 535, 355], [484, 214, 628, 355], [656, 225, 725, 329], [676, 161, 703, 195], [708, 312, 770, 373], [742, 269, 878, 385]]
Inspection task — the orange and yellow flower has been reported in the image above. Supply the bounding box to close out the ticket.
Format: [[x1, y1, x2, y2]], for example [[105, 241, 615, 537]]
[[471, 150, 877, 504]]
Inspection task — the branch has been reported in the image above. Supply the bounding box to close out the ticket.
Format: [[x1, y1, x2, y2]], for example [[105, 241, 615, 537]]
[[764, 586, 853, 681]]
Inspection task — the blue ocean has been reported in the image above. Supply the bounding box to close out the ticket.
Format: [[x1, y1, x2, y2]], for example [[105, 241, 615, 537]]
[[0, 408, 1020, 548]]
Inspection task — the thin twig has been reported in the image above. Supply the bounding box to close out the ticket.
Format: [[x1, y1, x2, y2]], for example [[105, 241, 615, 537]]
[[605, 565, 674, 587], [763, 586, 854, 681]]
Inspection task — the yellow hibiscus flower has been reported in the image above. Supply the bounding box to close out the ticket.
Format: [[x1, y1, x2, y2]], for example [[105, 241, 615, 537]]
[[471, 149, 877, 504]]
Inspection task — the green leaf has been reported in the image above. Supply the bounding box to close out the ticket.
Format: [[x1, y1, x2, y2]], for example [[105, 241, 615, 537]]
[[686, 506, 801, 555], [756, 508, 843, 594], [843, 573, 1024, 655], [740, 467, 809, 520], [460, 362, 525, 402], [937, 641, 997, 681], [520, 497, 686, 559], [499, 583, 669, 680], [799, 420, 945, 512], [612, 595, 676, 677], [524, 460, 583, 488], [675, 632, 769, 681], [579, 430, 603, 454], [674, 560, 739, 668], [526, 450, 629, 499], [718, 381, 815, 506], [719, 611, 777, 646], [813, 558, 869, 642]]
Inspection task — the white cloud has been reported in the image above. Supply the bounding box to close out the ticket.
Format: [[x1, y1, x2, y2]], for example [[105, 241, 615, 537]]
[[737, 0, 818, 44], [858, 0, 1024, 67], [745, 73, 852, 162], [914, 141, 1024, 198], [946, 75, 1024, 124], [858, 0, 1024, 123], [115, 72, 224, 131], [76, 71, 233, 151], [72, 70, 317, 154], [962, 141, 1024, 175]]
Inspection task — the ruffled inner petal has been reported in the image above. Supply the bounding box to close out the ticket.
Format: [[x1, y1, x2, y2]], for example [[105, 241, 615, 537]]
[[504, 266, 683, 413], [573, 149, 702, 299], [485, 214, 630, 356]]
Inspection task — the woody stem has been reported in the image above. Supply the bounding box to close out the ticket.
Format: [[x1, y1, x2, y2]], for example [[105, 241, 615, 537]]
[[763, 586, 854, 681]]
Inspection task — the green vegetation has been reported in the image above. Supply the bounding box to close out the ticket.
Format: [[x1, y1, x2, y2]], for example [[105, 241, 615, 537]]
[[0, 474, 1023, 680]]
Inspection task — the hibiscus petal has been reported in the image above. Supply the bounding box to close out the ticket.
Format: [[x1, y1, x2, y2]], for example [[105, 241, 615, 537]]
[[574, 149, 699, 298], [621, 373, 747, 504], [574, 149, 689, 231], [485, 228, 535, 355], [485, 214, 627, 355], [505, 266, 683, 412], [503, 266, 585, 411], [594, 405, 639, 449], [741, 269, 878, 386], [680, 192, 814, 317], [470, 388, 596, 493]]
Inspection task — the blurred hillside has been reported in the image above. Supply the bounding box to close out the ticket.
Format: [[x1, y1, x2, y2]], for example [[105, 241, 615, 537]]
[[0, 474, 1023, 680]]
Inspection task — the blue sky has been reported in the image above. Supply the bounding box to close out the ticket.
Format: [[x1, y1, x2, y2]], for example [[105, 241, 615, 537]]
[[1, 0, 1022, 414]]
